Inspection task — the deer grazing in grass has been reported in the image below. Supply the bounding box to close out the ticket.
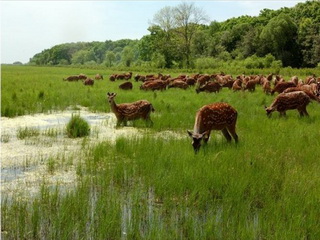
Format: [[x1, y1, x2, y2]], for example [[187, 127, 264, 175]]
[[187, 103, 238, 153], [265, 91, 311, 117], [107, 92, 154, 127]]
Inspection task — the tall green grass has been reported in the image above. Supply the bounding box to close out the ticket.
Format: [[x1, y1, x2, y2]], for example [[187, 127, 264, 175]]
[[2, 129, 320, 238], [2, 65, 320, 239], [1, 65, 320, 118]]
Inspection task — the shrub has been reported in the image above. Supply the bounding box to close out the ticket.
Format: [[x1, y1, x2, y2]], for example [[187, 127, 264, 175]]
[[195, 57, 221, 70], [66, 114, 90, 138]]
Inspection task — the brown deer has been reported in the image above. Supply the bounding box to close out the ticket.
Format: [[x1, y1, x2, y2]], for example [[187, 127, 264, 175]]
[[243, 79, 256, 92], [119, 82, 133, 90], [271, 81, 296, 95], [265, 91, 311, 117], [107, 92, 155, 127], [196, 81, 222, 93], [95, 74, 103, 80], [187, 103, 238, 153], [283, 87, 320, 102], [168, 80, 189, 89], [232, 79, 242, 91], [140, 80, 168, 91], [83, 78, 94, 86]]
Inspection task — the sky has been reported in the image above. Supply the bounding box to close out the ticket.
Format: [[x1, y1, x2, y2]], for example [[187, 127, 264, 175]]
[[1, 0, 305, 64]]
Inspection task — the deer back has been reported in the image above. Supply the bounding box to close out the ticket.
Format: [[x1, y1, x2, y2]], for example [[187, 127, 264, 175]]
[[193, 103, 237, 134]]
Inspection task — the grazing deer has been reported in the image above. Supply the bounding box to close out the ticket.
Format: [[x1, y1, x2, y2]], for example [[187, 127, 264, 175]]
[[283, 87, 320, 103], [265, 91, 311, 117], [196, 81, 222, 93], [168, 80, 189, 89], [187, 103, 238, 153], [271, 81, 296, 95], [107, 92, 154, 127], [83, 78, 94, 86], [95, 74, 103, 80], [232, 79, 242, 91], [119, 81, 133, 90], [243, 79, 256, 92]]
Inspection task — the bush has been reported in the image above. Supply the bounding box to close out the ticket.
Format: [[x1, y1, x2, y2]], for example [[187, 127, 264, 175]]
[[66, 114, 90, 138], [195, 57, 222, 70]]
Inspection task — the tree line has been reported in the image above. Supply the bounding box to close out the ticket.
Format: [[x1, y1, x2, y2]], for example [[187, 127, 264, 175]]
[[29, 1, 320, 69]]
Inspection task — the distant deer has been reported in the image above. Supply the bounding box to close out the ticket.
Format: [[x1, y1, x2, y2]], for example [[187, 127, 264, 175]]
[[265, 91, 311, 117], [107, 92, 154, 127], [187, 103, 238, 153], [119, 81, 133, 90], [83, 78, 94, 86]]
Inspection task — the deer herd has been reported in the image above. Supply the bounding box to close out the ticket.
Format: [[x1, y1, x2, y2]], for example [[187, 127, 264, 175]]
[[66, 71, 320, 152]]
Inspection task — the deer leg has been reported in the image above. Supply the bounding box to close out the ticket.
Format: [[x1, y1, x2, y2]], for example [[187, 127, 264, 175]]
[[203, 131, 211, 144], [145, 117, 153, 127], [279, 111, 286, 117], [226, 125, 239, 143], [144, 114, 153, 127], [298, 109, 304, 117], [299, 106, 309, 117], [221, 128, 232, 142]]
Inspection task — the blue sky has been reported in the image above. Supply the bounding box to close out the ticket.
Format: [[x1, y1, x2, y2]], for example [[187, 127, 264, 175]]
[[1, 1, 305, 64]]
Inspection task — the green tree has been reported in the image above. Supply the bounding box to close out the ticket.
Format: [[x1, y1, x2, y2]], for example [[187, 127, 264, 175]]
[[121, 46, 134, 67], [151, 2, 208, 68], [259, 13, 300, 67], [172, 2, 209, 67], [105, 51, 116, 67], [71, 50, 89, 65]]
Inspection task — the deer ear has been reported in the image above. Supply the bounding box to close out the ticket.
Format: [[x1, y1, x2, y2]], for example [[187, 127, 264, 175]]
[[107, 92, 110, 96], [113, 93, 117, 97], [187, 130, 193, 137]]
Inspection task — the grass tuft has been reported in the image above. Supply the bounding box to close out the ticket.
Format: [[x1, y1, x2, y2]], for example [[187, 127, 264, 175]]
[[66, 114, 90, 138], [17, 127, 40, 140]]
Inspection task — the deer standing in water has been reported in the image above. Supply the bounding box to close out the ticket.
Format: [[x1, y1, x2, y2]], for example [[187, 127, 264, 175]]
[[187, 103, 238, 153], [107, 92, 154, 127]]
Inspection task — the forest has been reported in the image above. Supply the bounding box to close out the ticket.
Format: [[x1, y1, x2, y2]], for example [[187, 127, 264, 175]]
[[28, 1, 320, 69]]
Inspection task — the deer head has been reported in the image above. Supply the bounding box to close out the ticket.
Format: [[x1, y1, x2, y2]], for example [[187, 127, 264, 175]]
[[187, 130, 209, 153], [107, 92, 117, 104], [264, 106, 273, 117]]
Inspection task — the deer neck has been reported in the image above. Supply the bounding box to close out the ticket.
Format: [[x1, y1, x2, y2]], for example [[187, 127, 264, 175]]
[[109, 99, 119, 114], [193, 113, 205, 134]]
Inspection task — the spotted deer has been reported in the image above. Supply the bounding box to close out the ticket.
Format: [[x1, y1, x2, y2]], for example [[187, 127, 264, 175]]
[[187, 103, 238, 153], [265, 91, 311, 117], [196, 81, 222, 93], [271, 81, 296, 95], [283, 87, 320, 103], [83, 78, 94, 86], [107, 92, 155, 127], [119, 81, 133, 90]]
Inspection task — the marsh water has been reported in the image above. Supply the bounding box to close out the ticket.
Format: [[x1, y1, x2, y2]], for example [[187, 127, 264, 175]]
[[1, 106, 185, 199], [1, 106, 141, 199]]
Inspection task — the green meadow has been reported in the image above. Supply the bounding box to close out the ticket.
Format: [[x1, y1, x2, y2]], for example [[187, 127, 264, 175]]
[[1, 65, 320, 239]]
